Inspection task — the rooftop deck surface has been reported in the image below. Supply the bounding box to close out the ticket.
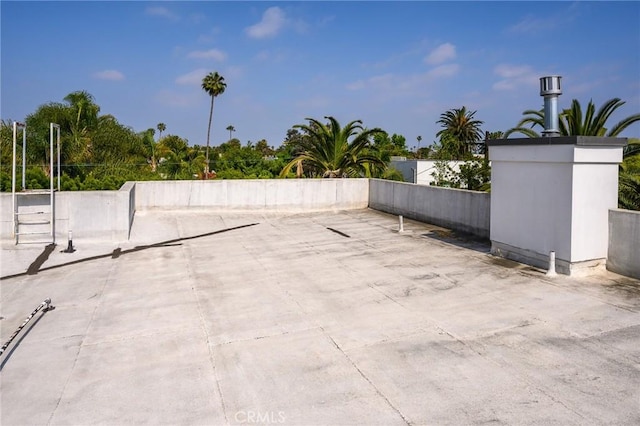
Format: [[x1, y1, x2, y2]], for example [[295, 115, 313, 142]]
[[1, 209, 639, 425]]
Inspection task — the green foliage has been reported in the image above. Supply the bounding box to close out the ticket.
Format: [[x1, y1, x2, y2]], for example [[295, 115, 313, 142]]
[[430, 160, 458, 188], [619, 138, 640, 210], [505, 98, 640, 138], [457, 159, 491, 191], [436, 107, 484, 159], [202, 71, 227, 173], [380, 167, 405, 182], [371, 132, 410, 161], [280, 116, 386, 178], [430, 159, 491, 191]]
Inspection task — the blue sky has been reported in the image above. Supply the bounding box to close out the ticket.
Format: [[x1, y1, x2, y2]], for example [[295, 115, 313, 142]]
[[2, 1, 639, 149]]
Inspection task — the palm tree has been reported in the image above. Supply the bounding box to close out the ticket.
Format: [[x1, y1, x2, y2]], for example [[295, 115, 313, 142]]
[[504, 98, 640, 138], [279, 116, 386, 178], [416, 135, 422, 158], [63, 91, 100, 164], [619, 139, 640, 210], [157, 123, 166, 140], [226, 125, 235, 140], [436, 107, 484, 158], [201, 71, 227, 176]]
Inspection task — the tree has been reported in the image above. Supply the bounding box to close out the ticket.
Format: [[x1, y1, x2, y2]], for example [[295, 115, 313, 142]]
[[64, 91, 100, 157], [201, 71, 227, 176], [371, 132, 410, 162], [226, 125, 235, 141], [255, 139, 274, 157], [436, 107, 484, 159], [504, 98, 640, 138], [280, 116, 386, 178], [157, 123, 166, 140], [619, 139, 640, 210], [416, 135, 422, 158]]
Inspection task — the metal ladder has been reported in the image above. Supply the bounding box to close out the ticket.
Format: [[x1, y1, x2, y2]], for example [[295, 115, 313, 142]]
[[12, 122, 61, 245]]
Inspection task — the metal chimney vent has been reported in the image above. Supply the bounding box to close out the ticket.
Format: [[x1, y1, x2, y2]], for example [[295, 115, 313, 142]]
[[540, 76, 562, 137]]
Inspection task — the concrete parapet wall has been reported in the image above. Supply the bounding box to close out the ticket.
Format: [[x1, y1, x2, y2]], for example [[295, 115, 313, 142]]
[[1, 185, 135, 243], [607, 209, 640, 279], [368, 179, 490, 238], [134, 179, 370, 211]]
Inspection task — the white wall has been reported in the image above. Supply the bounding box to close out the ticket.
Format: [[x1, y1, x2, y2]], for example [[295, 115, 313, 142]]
[[134, 179, 369, 211], [369, 179, 490, 238], [489, 139, 624, 274], [1, 183, 135, 243], [607, 209, 640, 279], [390, 160, 464, 185]]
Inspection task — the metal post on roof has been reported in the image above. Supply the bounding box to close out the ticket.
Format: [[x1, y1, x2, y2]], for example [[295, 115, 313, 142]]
[[540, 76, 562, 137]]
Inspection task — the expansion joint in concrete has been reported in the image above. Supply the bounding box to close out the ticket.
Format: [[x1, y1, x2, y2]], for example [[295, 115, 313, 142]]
[[319, 326, 412, 426]]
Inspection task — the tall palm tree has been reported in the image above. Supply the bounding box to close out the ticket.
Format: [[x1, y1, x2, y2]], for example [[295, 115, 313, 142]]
[[504, 98, 640, 138], [157, 122, 166, 140], [436, 107, 484, 158], [201, 71, 226, 176], [279, 116, 386, 178], [226, 125, 235, 140]]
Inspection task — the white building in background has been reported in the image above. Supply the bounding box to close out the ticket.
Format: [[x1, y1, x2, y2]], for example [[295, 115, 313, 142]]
[[389, 158, 464, 185]]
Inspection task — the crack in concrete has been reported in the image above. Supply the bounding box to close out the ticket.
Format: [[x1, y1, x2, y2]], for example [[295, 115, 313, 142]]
[[178, 219, 229, 425], [320, 326, 412, 426], [46, 258, 115, 425]]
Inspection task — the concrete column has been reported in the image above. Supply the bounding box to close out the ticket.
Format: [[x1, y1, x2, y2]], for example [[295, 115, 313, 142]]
[[487, 136, 626, 275]]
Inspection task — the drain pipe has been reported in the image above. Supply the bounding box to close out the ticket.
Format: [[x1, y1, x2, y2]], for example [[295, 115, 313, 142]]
[[546, 251, 557, 277], [62, 230, 75, 253], [0, 299, 55, 357]]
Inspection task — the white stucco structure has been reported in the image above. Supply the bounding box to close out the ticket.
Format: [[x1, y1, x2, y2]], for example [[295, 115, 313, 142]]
[[390, 159, 464, 185], [488, 136, 626, 275]]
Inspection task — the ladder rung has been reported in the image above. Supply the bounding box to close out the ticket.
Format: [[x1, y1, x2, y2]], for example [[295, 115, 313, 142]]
[[16, 211, 49, 215], [16, 231, 51, 236], [18, 220, 51, 225], [16, 190, 53, 195]]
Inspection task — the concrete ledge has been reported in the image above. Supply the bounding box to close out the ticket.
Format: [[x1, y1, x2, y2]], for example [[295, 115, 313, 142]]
[[369, 179, 490, 238], [134, 179, 370, 211], [1, 184, 135, 243], [608, 209, 640, 279], [488, 136, 627, 147]]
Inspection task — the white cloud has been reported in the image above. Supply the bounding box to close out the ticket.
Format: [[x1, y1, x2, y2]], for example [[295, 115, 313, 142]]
[[492, 64, 540, 91], [426, 63, 460, 79], [295, 95, 330, 110], [245, 7, 287, 39], [508, 14, 559, 35], [93, 70, 125, 81], [346, 80, 366, 91], [347, 65, 458, 93], [176, 69, 209, 85], [424, 43, 456, 65], [155, 90, 199, 108], [145, 6, 178, 20], [187, 49, 227, 61]]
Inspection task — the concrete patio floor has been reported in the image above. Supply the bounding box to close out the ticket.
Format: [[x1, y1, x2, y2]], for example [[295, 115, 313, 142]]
[[1, 209, 639, 425]]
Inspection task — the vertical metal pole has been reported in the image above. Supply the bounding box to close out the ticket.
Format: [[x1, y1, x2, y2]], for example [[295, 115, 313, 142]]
[[56, 125, 61, 191], [21, 125, 26, 190], [12, 122, 17, 243], [50, 124, 54, 242]]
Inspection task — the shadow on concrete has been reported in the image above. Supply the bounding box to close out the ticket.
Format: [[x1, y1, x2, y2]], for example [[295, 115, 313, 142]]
[[421, 229, 491, 254], [0, 312, 48, 371], [0, 223, 260, 281]]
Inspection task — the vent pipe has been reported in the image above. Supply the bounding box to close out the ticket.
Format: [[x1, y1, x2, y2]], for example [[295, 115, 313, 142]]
[[539, 76, 562, 137]]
